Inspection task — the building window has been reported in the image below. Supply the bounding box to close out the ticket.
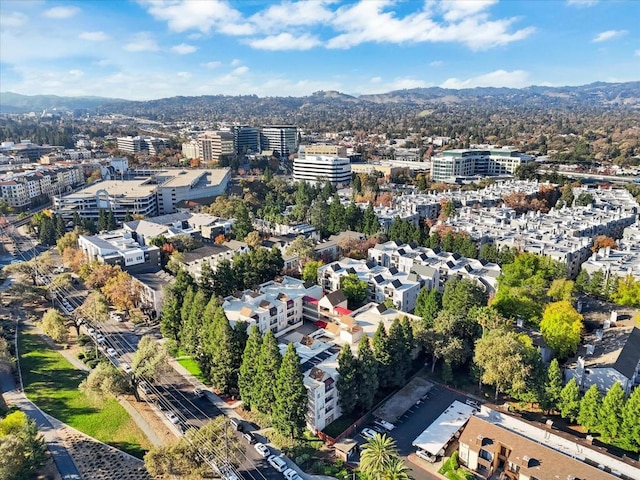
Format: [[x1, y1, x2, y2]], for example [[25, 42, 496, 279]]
[[508, 462, 519, 473], [478, 449, 493, 461]]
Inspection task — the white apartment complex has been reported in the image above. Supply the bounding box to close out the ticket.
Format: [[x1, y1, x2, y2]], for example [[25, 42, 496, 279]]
[[0, 165, 84, 209], [117, 136, 168, 155], [294, 149, 351, 186], [430, 148, 533, 183], [78, 230, 162, 273]]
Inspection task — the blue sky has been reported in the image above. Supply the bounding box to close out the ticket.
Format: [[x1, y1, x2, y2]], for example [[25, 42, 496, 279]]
[[0, 0, 638, 100]]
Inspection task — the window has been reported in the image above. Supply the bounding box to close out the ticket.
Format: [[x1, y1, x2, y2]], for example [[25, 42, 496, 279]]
[[508, 462, 519, 473], [478, 449, 493, 461]]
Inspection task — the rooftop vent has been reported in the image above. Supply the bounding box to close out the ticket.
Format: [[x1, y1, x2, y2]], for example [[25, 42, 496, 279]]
[[595, 329, 604, 341], [586, 344, 595, 355]]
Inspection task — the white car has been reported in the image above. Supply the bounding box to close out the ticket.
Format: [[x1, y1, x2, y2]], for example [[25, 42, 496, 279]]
[[106, 347, 117, 357], [138, 381, 151, 394], [283, 468, 299, 480], [267, 455, 287, 473], [374, 419, 396, 431], [96, 334, 105, 344], [87, 327, 95, 337], [165, 411, 180, 424], [360, 428, 377, 440], [121, 363, 132, 373], [193, 388, 204, 398], [254, 442, 270, 458]]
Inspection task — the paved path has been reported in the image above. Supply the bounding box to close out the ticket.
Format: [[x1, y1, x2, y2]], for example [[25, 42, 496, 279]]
[[1, 328, 82, 480]]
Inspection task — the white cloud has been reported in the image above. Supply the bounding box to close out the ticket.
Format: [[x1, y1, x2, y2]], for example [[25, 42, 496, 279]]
[[171, 43, 197, 54], [592, 30, 627, 43], [0, 12, 27, 28], [43, 6, 80, 19], [79, 31, 109, 41], [567, 0, 598, 6], [429, 60, 444, 67], [249, 0, 334, 32], [202, 61, 222, 69], [327, 1, 534, 51], [370, 77, 382, 83], [231, 66, 249, 76], [248, 33, 320, 51], [440, 69, 531, 89], [177, 72, 192, 79], [231, 59, 242, 66], [388, 77, 428, 90], [123, 32, 159, 52], [139, 0, 248, 34], [68, 69, 84, 77]]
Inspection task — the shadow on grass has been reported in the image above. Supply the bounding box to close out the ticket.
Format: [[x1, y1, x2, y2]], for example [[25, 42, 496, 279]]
[[109, 441, 147, 459]]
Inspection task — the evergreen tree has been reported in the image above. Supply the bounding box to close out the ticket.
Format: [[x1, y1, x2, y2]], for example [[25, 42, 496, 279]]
[[253, 331, 282, 414], [233, 203, 253, 240], [598, 382, 625, 442], [273, 343, 307, 438], [124, 210, 133, 222], [199, 261, 215, 296], [212, 259, 237, 297], [357, 336, 379, 412], [442, 277, 487, 313], [238, 326, 262, 410], [401, 316, 414, 355], [160, 291, 182, 344], [72, 211, 81, 227], [414, 288, 441, 328], [98, 208, 107, 231], [362, 202, 379, 236], [207, 307, 236, 394], [107, 209, 116, 230], [388, 319, 410, 388], [180, 286, 195, 341], [337, 344, 359, 416], [55, 214, 66, 239], [181, 289, 207, 355], [558, 378, 581, 422], [327, 193, 346, 234], [620, 387, 640, 452], [373, 322, 392, 388], [543, 359, 564, 413], [577, 384, 602, 432]]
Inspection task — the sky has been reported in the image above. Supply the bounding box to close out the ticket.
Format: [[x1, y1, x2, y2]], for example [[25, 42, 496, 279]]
[[0, 0, 638, 100]]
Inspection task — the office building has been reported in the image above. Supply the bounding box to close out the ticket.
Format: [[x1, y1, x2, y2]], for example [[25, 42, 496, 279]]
[[116, 136, 168, 155], [231, 125, 260, 155], [430, 148, 533, 183], [303, 144, 347, 157], [197, 131, 235, 163], [78, 230, 161, 273], [294, 147, 351, 186], [261, 125, 298, 157]]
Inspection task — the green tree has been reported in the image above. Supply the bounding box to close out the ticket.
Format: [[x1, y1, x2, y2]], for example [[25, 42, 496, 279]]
[[340, 273, 367, 309], [337, 344, 359, 416], [387, 319, 410, 388], [233, 202, 254, 240], [543, 359, 564, 413], [611, 275, 640, 307], [0, 411, 46, 480], [558, 378, 581, 422], [359, 433, 399, 480], [469, 305, 507, 337], [362, 202, 379, 236], [273, 343, 307, 438], [414, 288, 441, 328], [160, 291, 182, 344], [357, 336, 379, 412], [39, 308, 68, 343], [547, 279, 575, 302], [577, 384, 602, 433], [620, 387, 640, 452], [239, 326, 262, 410], [442, 277, 487, 313], [372, 322, 392, 388], [327, 193, 347, 234], [285, 235, 316, 264], [540, 301, 583, 358], [207, 307, 236, 394], [253, 331, 281, 414], [473, 329, 530, 400], [131, 336, 170, 390], [302, 260, 323, 284], [212, 259, 237, 297], [181, 289, 208, 355], [598, 382, 625, 442], [79, 362, 129, 398]]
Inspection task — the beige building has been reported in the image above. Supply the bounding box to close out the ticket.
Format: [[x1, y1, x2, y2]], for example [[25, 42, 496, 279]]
[[303, 144, 347, 157], [197, 131, 235, 163]]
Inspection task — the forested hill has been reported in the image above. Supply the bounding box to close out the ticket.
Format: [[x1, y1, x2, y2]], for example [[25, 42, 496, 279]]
[[1, 82, 638, 130]]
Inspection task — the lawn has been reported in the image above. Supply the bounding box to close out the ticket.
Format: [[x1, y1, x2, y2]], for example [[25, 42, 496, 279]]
[[19, 329, 152, 458], [176, 355, 211, 385]]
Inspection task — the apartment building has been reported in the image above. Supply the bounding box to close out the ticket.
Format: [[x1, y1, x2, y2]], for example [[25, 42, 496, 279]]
[[130, 270, 175, 318], [304, 352, 341, 433], [293, 150, 351, 186], [197, 131, 235, 163], [430, 147, 533, 183], [0, 140, 53, 161], [222, 276, 323, 336], [179, 241, 250, 281], [261, 125, 298, 157], [117, 136, 168, 155], [581, 242, 640, 281], [317, 258, 421, 312], [181, 140, 200, 160], [78, 230, 161, 273]]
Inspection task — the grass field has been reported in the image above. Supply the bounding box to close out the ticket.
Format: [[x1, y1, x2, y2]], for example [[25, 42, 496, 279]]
[[19, 329, 152, 458], [176, 355, 211, 385]]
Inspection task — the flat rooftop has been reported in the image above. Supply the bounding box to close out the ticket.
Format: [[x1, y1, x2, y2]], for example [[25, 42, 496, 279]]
[[412, 400, 476, 456], [158, 168, 230, 188], [61, 179, 157, 198]]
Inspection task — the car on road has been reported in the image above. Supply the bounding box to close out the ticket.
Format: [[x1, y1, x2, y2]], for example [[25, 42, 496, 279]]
[[106, 347, 117, 357], [267, 455, 287, 472], [193, 388, 204, 398], [87, 327, 95, 336], [138, 381, 152, 394], [96, 334, 106, 344], [165, 411, 180, 424], [360, 428, 377, 440], [283, 468, 300, 480], [254, 442, 270, 458], [243, 432, 257, 444], [121, 363, 132, 373]]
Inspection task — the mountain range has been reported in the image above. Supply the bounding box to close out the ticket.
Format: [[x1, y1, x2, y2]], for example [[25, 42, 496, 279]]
[[1, 81, 638, 118]]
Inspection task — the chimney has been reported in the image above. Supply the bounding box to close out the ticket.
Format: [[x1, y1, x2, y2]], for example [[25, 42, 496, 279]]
[[586, 344, 595, 355], [586, 435, 594, 444], [595, 329, 604, 341], [546, 419, 554, 429], [610, 310, 618, 324], [476, 434, 484, 446], [516, 317, 524, 328]]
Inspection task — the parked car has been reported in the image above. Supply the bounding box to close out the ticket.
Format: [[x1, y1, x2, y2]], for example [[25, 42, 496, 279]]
[[283, 468, 299, 480], [369, 424, 385, 434], [86, 327, 95, 337], [193, 388, 204, 398], [465, 399, 480, 410], [243, 432, 257, 444], [373, 419, 396, 431], [267, 455, 287, 472], [230, 418, 243, 431], [165, 411, 180, 424], [106, 347, 117, 357], [254, 443, 270, 458], [139, 381, 152, 394], [416, 449, 437, 463], [96, 334, 106, 344], [360, 428, 377, 440], [121, 363, 132, 373]]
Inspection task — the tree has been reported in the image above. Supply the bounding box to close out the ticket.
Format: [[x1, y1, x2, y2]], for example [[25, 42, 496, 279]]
[[285, 235, 316, 265], [372, 322, 393, 388], [577, 384, 602, 433], [442, 277, 487, 313], [362, 202, 379, 236], [611, 275, 640, 307], [244, 231, 262, 250], [56, 230, 79, 255], [273, 343, 307, 438], [181, 289, 208, 356], [78, 291, 109, 326], [253, 331, 281, 414], [101, 271, 142, 311], [131, 336, 170, 386], [383, 457, 411, 480], [414, 288, 440, 328], [160, 291, 182, 344], [357, 336, 379, 412], [558, 378, 581, 422], [239, 326, 262, 410], [469, 305, 507, 337], [340, 273, 367, 309], [547, 279, 575, 302], [232, 202, 253, 240], [620, 387, 640, 452], [473, 329, 530, 400], [591, 235, 617, 253], [0, 411, 46, 480], [39, 308, 68, 343], [302, 260, 323, 284], [0, 337, 12, 373], [212, 259, 237, 297], [79, 362, 129, 398], [387, 319, 411, 388], [540, 301, 583, 359], [207, 307, 237, 394], [359, 433, 399, 480], [598, 382, 625, 442], [543, 359, 564, 413], [337, 344, 359, 416], [327, 193, 346, 234], [423, 311, 475, 373]]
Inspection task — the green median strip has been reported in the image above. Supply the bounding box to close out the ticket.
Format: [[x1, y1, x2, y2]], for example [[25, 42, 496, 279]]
[[19, 329, 151, 458]]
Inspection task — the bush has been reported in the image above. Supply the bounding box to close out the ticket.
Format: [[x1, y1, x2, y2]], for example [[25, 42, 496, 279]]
[[77, 334, 92, 346], [86, 359, 99, 369]]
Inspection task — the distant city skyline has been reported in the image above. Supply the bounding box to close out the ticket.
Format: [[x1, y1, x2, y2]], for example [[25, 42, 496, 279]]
[[0, 0, 638, 100]]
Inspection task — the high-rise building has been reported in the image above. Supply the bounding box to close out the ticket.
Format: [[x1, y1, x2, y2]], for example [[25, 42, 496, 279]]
[[230, 125, 260, 155], [197, 131, 235, 163], [117, 136, 168, 155], [430, 148, 533, 183], [261, 125, 298, 157], [294, 146, 351, 186], [181, 140, 200, 160]]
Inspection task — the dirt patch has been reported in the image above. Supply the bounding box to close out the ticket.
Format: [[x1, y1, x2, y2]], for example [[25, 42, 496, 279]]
[[121, 393, 179, 446]]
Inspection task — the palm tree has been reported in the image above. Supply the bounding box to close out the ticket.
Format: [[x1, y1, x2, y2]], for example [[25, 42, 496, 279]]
[[360, 433, 398, 480], [382, 457, 411, 480]]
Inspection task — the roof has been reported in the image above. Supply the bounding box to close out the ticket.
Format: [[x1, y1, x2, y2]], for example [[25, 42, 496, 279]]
[[460, 416, 619, 480], [181, 244, 230, 263], [412, 401, 476, 456], [613, 327, 640, 378], [577, 326, 640, 378], [131, 270, 175, 290], [325, 290, 347, 306]]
